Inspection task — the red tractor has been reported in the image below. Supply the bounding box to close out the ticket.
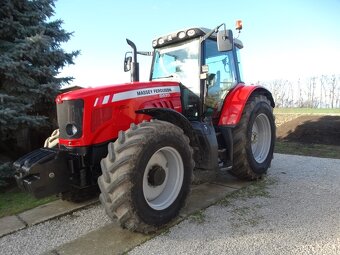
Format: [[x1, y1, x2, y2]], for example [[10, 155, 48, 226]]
[[14, 22, 275, 233]]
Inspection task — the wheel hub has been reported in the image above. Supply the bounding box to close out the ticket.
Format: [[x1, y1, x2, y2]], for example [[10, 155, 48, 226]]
[[251, 113, 272, 164], [148, 165, 166, 186], [143, 146, 184, 211], [251, 132, 258, 144]]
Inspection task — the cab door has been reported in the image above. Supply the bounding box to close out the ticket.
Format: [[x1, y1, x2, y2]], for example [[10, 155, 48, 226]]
[[203, 39, 238, 119]]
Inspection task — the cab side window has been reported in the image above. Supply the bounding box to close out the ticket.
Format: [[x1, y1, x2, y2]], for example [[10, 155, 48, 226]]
[[204, 39, 237, 113]]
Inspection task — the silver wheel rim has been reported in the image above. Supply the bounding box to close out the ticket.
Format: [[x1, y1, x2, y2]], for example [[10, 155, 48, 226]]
[[251, 113, 272, 164], [143, 146, 184, 211]]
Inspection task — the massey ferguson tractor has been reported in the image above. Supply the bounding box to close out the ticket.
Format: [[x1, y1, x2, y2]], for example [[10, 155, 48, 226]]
[[14, 21, 275, 233]]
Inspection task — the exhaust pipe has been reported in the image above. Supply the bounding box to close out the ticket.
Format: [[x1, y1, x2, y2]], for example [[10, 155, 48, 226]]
[[126, 39, 139, 82]]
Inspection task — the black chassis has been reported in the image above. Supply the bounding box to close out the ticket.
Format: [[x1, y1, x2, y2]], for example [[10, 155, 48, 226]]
[[13, 143, 107, 199], [13, 110, 233, 199]]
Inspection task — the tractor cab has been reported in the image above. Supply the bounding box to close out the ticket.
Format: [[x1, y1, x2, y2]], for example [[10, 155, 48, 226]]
[[150, 25, 244, 121]]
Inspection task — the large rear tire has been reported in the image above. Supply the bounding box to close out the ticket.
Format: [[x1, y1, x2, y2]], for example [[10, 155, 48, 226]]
[[230, 94, 275, 180], [98, 120, 194, 233]]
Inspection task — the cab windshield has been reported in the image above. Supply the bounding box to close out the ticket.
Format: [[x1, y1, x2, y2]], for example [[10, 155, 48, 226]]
[[151, 39, 200, 95]]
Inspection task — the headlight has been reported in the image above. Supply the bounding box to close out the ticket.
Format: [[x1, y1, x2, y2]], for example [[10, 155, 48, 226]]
[[178, 31, 186, 39], [66, 124, 78, 136], [57, 99, 83, 139], [187, 29, 196, 36]]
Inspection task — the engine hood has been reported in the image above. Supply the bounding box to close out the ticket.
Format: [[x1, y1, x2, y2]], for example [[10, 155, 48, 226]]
[[56, 81, 180, 103], [55, 80, 182, 147]]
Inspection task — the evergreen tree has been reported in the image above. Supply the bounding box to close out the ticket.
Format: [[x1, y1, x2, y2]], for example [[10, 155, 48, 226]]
[[0, 0, 79, 141], [0, 0, 79, 185]]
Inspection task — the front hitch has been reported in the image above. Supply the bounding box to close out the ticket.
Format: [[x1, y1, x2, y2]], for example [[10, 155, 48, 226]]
[[13, 148, 70, 198]]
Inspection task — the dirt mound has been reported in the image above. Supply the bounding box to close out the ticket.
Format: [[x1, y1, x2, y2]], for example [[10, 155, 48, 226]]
[[276, 115, 340, 145]]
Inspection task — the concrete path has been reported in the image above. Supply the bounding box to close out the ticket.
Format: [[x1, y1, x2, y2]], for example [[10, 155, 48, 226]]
[[0, 216, 26, 238], [3, 154, 338, 255], [129, 154, 340, 255], [0, 198, 97, 238], [0, 170, 247, 255], [50, 182, 243, 255]]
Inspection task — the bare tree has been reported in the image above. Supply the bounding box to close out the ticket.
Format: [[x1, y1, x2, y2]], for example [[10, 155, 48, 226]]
[[319, 75, 327, 108], [329, 75, 337, 108], [258, 74, 340, 108], [306, 77, 317, 108], [264, 79, 290, 107], [335, 76, 340, 108], [296, 78, 304, 108]]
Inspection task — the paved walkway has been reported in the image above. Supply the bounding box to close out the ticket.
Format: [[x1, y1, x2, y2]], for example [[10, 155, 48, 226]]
[[0, 171, 249, 255], [3, 154, 339, 255], [129, 154, 340, 255], [0, 198, 98, 238]]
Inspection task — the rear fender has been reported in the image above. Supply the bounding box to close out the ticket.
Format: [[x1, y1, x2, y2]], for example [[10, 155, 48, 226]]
[[218, 84, 275, 126]]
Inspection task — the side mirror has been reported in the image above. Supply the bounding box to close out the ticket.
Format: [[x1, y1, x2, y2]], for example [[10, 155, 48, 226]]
[[217, 29, 233, 52], [124, 53, 132, 72]]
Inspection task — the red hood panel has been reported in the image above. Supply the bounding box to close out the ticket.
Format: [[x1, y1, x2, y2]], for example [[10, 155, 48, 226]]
[[57, 81, 180, 102], [56, 81, 182, 147]]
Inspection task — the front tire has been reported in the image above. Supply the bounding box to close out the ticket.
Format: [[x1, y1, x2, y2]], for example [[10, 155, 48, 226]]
[[230, 94, 275, 180], [98, 120, 194, 233]]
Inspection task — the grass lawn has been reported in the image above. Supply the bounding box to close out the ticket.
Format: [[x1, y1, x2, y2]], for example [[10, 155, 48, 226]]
[[275, 140, 340, 159], [0, 188, 57, 218]]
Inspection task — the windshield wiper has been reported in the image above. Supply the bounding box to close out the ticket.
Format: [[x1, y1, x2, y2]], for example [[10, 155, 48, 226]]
[[200, 23, 225, 43], [153, 75, 174, 79]]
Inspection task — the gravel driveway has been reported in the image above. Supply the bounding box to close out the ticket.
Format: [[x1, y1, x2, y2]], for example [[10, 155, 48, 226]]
[[129, 154, 340, 255], [0, 205, 111, 255], [0, 154, 339, 255]]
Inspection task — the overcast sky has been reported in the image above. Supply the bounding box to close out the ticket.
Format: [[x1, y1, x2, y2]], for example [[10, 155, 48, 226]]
[[54, 0, 340, 87]]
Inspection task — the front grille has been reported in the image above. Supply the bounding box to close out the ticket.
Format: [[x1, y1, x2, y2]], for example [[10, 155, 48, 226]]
[[57, 99, 84, 139]]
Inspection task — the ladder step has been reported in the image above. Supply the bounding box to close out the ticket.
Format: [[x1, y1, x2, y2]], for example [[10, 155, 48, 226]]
[[220, 165, 232, 171]]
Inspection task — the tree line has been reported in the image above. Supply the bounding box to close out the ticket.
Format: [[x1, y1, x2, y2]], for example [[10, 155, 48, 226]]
[[260, 75, 340, 108]]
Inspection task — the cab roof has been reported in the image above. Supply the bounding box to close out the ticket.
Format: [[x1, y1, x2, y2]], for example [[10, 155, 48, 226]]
[[152, 27, 243, 49]]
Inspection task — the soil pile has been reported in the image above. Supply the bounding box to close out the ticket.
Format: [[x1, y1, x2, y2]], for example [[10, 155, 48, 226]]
[[276, 115, 340, 145]]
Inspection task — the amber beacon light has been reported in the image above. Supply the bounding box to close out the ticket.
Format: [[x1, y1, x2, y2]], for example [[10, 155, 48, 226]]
[[236, 20, 243, 31]]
